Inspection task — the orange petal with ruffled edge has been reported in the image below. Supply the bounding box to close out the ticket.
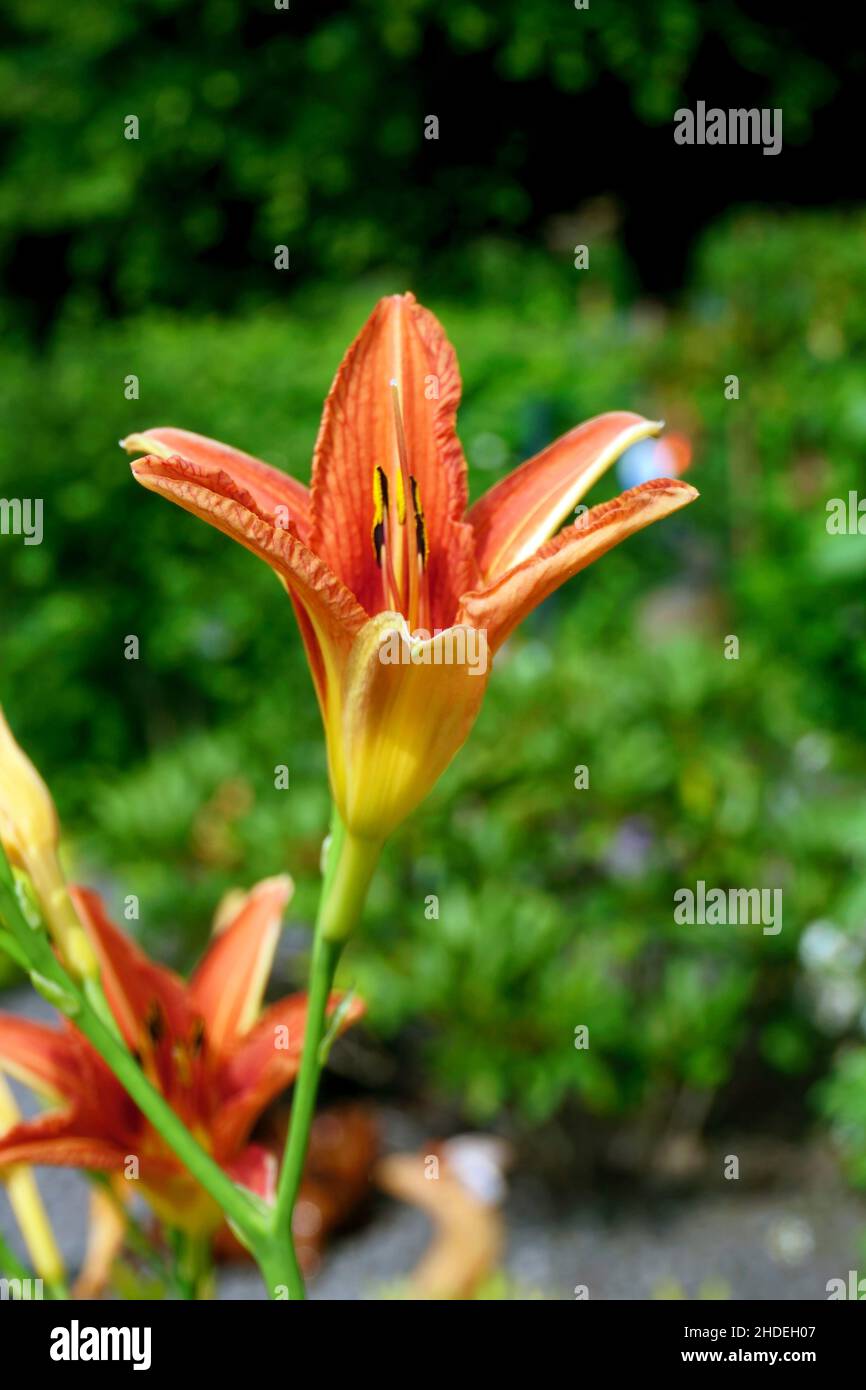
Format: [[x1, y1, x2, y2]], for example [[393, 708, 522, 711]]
[[468, 412, 664, 581], [458, 478, 699, 651], [122, 427, 313, 541], [189, 876, 293, 1058], [309, 293, 478, 625], [128, 452, 366, 708]]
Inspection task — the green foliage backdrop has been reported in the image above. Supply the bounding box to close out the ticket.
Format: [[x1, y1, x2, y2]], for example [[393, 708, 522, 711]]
[[2, 212, 865, 1146], [1, 2, 864, 1185]]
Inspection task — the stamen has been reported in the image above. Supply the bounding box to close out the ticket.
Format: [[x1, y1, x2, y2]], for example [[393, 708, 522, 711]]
[[372, 465, 389, 569], [172, 1044, 192, 1088], [371, 465, 401, 610], [390, 382, 418, 625], [417, 553, 429, 632], [145, 1000, 166, 1046], [410, 474, 431, 630], [409, 475, 427, 567], [370, 386, 434, 629], [138, 999, 168, 1093]]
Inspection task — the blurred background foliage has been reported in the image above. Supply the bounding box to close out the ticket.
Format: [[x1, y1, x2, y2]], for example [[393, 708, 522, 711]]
[[1, 0, 865, 1191], [0, 0, 857, 328]]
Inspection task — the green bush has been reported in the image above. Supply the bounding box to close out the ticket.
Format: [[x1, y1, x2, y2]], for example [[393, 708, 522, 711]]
[[0, 0, 840, 324]]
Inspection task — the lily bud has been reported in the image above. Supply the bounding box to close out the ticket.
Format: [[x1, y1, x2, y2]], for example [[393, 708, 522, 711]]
[[0, 705, 59, 871], [0, 706, 97, 979]]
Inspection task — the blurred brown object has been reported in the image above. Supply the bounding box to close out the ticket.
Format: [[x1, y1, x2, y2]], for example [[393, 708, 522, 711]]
[[215, 1101, 378, 1275], [376, 1135, 510, 1299]]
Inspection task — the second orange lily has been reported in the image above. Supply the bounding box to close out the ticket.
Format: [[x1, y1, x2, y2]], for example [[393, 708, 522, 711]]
[[124, 293, 697, 922], [0, 875, 361, 1234]]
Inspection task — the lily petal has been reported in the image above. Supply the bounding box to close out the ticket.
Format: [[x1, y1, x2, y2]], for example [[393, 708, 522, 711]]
[[123, 428, 312, 541], [309, 293, 478, 626], [0, 1109, 134, 1174], [189, 876, 293, 1057], [129, 452, 367, 711], [331, 613, 490, 841], [468, 412, 664, 581], [71, 886, 193, 1048], [227, 1143, 278, 1204], [0, 1014, 101, 1105], [458, 478, 699, 650], [214, 992, 363, 1153]]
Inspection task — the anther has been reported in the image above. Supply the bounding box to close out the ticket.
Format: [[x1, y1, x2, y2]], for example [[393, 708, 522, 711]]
[[372, 465, 389, 568], [144, 1000, 166, 1046]]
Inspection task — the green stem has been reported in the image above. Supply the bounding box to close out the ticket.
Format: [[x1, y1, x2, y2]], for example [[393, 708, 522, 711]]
[[171, 1230, 214, 1300], [266, 812, 382, 1300], [317, 819, 382, 944], [269, 930, 343, 1300]]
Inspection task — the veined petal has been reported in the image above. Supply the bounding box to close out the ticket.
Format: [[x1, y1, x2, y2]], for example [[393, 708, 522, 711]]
[[214, 993, 363, 1154], [0, 1014, 96, 1105], [458, 478, 699, 651], [189, 875, 293, 1057], [122, 428, 312, 541], [468, 412, 663, 581], [309, 293, 478, 626], [71, 886, 193, 1048], [129, 452, 366, 710], [330, 613, 490, 841]]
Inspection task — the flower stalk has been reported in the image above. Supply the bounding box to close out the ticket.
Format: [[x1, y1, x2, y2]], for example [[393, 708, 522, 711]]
[[269, 811, 381, 1299]]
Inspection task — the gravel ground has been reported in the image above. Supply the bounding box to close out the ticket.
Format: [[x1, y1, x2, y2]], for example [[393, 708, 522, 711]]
[[235, 1182, 865, 1301], [3, 993, 863, 1300]]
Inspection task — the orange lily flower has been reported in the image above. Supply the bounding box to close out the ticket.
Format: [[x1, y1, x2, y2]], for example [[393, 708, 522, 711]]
[[124, 294, 697, 878], [0, 876, 362, 1234]]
